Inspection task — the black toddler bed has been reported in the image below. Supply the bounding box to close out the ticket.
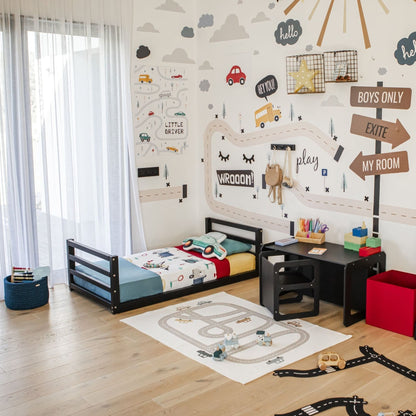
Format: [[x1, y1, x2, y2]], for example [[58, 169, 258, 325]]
[[67, 218, 263, 313]]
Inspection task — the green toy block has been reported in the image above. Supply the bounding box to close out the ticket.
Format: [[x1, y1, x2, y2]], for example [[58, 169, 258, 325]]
[[344, 241, 365, 252], [344, 232, 367, 245], [366, 237, 381, 248]]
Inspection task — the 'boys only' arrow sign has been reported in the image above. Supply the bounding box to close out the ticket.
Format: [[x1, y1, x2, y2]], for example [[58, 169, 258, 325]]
[[350, 86, 411, 109]]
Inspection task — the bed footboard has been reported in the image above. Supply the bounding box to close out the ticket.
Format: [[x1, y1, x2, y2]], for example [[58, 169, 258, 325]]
[[67, 239, 120, 313]]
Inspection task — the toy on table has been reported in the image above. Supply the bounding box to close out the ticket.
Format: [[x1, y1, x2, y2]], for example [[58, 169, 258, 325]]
[[359, 236, 382, 257], [344, 222, 368, 251]]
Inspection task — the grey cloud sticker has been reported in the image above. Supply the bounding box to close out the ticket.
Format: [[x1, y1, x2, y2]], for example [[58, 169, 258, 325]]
[[321, 95, 344, 107], [199, 61, 214, 70], [200, 80, 210, 92], [210, 14, 249, 42], [136, 46, 151, 59], [394, 32, 416, 65], [137, 23, 159, 33], [162, 48, 195, 64], [252, 12, 270, 23], [156, 0, 185, 13], [198, 14, 214, 28], [274, 19, 302, 46], [182, 27, 194, 38]]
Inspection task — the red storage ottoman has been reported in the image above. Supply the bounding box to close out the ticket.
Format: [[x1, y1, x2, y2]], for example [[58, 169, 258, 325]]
[[366, 270, 416, 337]]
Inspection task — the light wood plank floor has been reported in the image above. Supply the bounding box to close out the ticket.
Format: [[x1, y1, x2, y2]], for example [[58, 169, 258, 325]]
[[0, 279, 415, 416]]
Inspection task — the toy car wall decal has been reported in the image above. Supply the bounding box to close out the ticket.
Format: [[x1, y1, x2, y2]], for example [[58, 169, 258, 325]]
[[139, 74, 152, 83], [139, 132, 151, 142], [226, 65, 246, 86], [254, 103, 282, 128]]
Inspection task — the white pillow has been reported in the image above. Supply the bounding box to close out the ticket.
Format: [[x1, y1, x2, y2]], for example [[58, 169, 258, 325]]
[[205, 231, 227, 243]]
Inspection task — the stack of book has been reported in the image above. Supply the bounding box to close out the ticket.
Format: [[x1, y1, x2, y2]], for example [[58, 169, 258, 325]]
[[11, 267, 34, 282]]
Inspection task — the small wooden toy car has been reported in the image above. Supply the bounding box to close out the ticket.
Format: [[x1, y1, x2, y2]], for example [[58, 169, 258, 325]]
[[318, 352, 346, 371]]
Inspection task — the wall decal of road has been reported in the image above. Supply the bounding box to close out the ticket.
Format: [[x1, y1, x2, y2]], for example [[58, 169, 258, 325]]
[[204, 119, 416, 228], [139, 185, 187, 203], [204, 119, 343, 233]]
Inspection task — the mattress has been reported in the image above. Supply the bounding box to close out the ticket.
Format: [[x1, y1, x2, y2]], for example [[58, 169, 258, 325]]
[[75, 257, 163, 303], [227, 252, 256, 276]]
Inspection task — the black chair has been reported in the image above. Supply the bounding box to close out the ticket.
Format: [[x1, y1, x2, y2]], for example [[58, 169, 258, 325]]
[[260, 256, 320, 321]]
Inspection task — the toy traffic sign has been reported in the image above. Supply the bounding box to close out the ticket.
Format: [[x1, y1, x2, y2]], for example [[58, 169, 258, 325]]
[[350, 114, 410, 149], [349, 151, 409, 180], [350, 86, 411, 109]]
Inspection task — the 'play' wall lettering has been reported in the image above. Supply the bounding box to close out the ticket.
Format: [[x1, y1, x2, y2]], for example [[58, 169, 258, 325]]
[[296, 149, 319, 173]]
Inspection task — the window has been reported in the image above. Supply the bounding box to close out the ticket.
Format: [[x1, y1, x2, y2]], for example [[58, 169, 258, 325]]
[[0, 9, 139, 298]]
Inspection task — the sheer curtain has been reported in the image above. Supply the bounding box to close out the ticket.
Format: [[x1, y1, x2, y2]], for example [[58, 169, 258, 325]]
[[0, 0, 146, 300]]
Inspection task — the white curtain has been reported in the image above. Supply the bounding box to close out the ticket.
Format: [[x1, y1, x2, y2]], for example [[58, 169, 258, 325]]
[[0, 0, 146, 300]]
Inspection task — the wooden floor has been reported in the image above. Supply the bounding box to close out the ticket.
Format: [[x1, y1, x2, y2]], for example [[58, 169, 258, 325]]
[[0, 278, 415, 416]]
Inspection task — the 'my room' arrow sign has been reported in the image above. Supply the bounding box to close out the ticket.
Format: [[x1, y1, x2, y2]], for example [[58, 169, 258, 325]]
[[349, 150, 409, 180], [350, 114, 410, 149]]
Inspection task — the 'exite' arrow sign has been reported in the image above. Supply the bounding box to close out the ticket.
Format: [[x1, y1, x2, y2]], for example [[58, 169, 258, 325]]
[[349, 151, 409, 180], [350, 114, 410, 148], [350, 86, 412, 109]]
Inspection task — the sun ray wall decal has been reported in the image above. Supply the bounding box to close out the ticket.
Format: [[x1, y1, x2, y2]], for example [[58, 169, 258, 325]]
[[284, 0, 403, 49]]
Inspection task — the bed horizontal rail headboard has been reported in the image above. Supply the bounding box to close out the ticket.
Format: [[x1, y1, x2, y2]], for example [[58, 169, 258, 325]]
[[205, 217, 263, 269]]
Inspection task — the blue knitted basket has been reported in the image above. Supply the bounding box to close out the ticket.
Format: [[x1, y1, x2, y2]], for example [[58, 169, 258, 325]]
[[4, 275, 49, 310]]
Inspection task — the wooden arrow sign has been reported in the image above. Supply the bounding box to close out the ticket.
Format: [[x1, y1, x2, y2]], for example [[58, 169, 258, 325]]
[[350, 86, 412, 109], [350, 150, 409, 180], [350, 114, 410, 148]]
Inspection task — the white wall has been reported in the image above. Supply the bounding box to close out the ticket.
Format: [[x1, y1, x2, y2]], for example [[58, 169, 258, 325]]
[[195, 1, 416, 273], [132, 0, 416, 273], [131, 0, 200, 248]]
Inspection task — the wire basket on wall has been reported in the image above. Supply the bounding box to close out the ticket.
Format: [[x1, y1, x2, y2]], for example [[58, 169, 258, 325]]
[[286, 54, 325, 94], [323, 50, 358, 83]]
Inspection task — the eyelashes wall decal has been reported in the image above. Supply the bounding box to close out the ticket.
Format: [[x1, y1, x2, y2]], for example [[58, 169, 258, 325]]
[[218, 151, 230, 161], [243, 154, 255, 164]]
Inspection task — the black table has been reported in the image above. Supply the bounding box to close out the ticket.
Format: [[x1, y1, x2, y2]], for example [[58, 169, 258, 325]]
[[261, 241, 386, 326]]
